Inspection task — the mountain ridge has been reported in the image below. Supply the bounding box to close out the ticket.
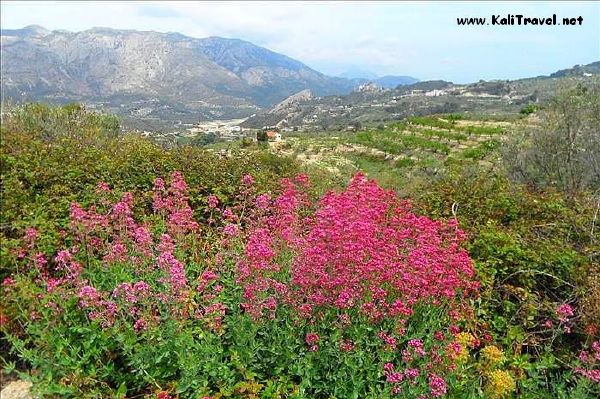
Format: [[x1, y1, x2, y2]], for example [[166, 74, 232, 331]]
[[0, 25, 361, 119], [2, 26, 594, 131], [242, 61, 599, 130]]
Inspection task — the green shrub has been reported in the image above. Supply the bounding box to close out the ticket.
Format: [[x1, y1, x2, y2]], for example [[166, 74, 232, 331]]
[[0, 104, 300, 281], [461, 140, 500, 160], [520, 104, 538, 115]]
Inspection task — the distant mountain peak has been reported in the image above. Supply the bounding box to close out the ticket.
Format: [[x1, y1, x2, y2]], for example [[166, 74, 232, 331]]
[[1, 25, 355, 123], [2, 24, 50, 37], [269, 89, 314, 114]]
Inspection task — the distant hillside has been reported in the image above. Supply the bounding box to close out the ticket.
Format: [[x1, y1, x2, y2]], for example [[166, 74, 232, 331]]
[[348, 75, 420, 89], [243, 61, 599, 130], [374, 75, 420, 88], [549, 61, 600, 78], [401, 80, 454, 92], [1, 25, 355, 127]]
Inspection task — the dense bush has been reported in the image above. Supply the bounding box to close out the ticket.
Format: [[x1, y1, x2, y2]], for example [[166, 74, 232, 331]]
[[412, 165, 599, 397], [503, 83, 600, 199], [3, 172, 477, 398], [519, 104, 538, 115], [9, 103, 120, 140], [1, 104, 300, 280]]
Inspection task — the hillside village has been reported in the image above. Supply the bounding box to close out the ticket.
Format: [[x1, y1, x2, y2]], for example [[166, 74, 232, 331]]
[[238, 76, 555, 131], [130, 67, 597, 147]]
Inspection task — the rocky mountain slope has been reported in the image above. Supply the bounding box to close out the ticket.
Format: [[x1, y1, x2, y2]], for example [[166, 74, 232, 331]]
[[1, 25, 356, 127], [350, 75, 420, 89]]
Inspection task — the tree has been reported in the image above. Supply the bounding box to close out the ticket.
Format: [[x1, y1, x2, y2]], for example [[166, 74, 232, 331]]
[[503, 83, 600, 199], [191, 133, 217, 146], [520, 104, 538, 115], [11, 103, 120, 140], [257, 130, 268, 142]]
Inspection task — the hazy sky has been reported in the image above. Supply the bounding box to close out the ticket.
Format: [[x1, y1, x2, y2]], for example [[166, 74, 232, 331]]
[[2, 1, 599, 82]]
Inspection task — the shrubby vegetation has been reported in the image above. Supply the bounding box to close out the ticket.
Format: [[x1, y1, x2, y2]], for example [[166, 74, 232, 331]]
[[1, 97, 599, 398], [504, 83, 600, 199], [355, 129, 450, 155], [1, 104, 298, 279]]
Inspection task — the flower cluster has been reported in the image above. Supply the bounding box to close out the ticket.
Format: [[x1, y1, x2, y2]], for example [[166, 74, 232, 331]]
[[3, 171, 489, 398], [153, 172, 199, 235], [556, 303, 574, 323], [6, 173, 232, 336], [236, 173, 481, 396], [575, 340, 600, 383], [481, 345, 505, 366], [240, 173, 478, 324], [485, 369, 516, 399], [305, 332, 320, 351]]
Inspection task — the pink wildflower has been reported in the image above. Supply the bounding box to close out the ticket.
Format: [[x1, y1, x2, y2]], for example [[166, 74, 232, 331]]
[[96, 182, 111, 192], [339, 339, 355, 352], [428, 374, 447, 397], [306, 332, 320, 346], [2, 277, 15, 287], [408, 339, 426, 356], [404, 368, 420, 379], [207, 195, 219, 209], [223, 223, 239, 237], [242, 174, 255, 186], [34, 252, 47, 269], [78, 285, 100, 308], [133, 318, 147, 332], [255, 194, 271, 210], [556, 303, 574, 323], [24, 227, 39, 247]]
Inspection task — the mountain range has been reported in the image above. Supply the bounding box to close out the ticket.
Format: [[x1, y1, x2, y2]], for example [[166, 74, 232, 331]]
[[349, 75, 420, 89], [4, 25, 595, 133], [1, 25, 418, 127], [242, 61, 600, 130]]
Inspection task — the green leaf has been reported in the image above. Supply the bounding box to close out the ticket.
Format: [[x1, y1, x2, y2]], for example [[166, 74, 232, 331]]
[[115, 382, 127, 398]]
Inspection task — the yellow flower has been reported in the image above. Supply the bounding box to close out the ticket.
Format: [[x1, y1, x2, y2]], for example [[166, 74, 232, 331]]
[[456, 332, 476, 349], [481, 345, 505, 366], [447, 332, 476, 364], [485, 369, 516, 399]]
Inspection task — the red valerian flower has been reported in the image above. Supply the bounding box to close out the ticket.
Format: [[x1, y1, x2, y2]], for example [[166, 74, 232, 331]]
[[305, 332, 320, 346], [239, 172, 477, 324]]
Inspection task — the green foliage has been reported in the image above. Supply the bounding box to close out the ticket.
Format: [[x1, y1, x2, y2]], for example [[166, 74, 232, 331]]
[[520, 104, 538, 115], [354, 130, 450, 155], [446, 114, 464, 122], [257, 130, 268, 142], [504, 82, 600, 198], [407, 116, 504, 137], [416, 128, 468, 142], [461, 140, 500, 160], [394, 158, 416, 168], [0, 104, 300, 281], [408, 116, 455, 130], [410, 165, 599, 397], [184, 132, 218, 146], [10, 102, 120, 140], [461, 125, 504, 136]]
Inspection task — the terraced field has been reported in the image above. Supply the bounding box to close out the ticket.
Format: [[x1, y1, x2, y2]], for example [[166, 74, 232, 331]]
[[273, 115, 523, 187]]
